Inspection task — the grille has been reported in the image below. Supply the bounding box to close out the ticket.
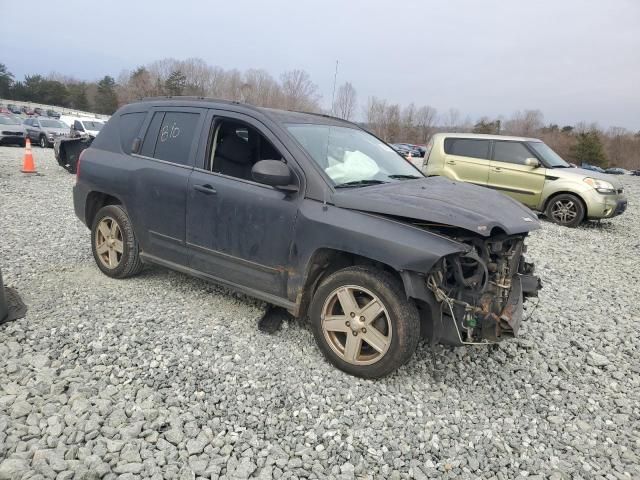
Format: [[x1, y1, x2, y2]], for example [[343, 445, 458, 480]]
[[1, 131, 23, 136]]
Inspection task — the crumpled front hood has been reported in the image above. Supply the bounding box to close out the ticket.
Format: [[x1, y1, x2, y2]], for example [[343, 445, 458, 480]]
[[332, 177, 540, 236]]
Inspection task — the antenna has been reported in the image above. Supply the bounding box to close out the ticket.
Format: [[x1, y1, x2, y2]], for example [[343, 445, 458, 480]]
[[330, 60, 339, 115], [323, 59, 339, 210]]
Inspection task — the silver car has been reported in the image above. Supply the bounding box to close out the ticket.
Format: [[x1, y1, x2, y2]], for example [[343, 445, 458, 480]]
[[23, 117, 69, 148], [0, 115, 27, 146]]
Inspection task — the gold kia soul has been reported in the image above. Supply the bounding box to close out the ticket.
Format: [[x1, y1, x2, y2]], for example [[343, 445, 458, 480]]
[[422, 133, 627, 227]]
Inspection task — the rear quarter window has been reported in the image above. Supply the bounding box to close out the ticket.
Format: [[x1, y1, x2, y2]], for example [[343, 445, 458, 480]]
[[118, 112, 146, 154], [444, 138, 490, 160]]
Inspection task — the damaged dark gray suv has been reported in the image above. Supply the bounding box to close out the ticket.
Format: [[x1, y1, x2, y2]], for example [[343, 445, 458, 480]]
[[73, 98, 542, 378]]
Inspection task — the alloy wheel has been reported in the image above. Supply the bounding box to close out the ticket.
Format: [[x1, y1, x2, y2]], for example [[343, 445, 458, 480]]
[[550, 199, 578, 224], [95, 217, 124, 269], [321, 285, 392, 365], [40, 137, 46, 148]]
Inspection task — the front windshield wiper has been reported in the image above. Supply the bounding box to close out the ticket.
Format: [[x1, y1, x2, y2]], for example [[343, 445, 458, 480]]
[[334, 179, 388, 189], [387, 174, 422, 180]]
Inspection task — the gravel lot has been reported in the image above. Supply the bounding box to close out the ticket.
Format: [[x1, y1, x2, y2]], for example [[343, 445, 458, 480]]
[[1, 145, 639, 480]]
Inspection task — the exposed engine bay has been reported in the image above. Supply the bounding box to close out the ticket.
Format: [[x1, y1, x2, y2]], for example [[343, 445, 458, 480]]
[[426, 234, 541, 344]]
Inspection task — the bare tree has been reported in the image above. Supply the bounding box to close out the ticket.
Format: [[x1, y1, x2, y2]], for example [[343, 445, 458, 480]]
[[400, 103, 416, 142], [415, 105, 438, 143], [364, 96, 387, 139], [179, 58, 214, 96], [242, 69, 281, 107], [333, 82, 357, 120], [504, 109, 544, 136], [280, 69, 320, 112], [384, 104, 401, 142], [442, 108, 461, 132]]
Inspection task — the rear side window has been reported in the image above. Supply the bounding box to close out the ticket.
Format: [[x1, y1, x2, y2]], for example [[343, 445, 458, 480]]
[[119, 112, 146, 153], [140, 111, 200, 165], [444, 138, 490, 160], [493, 141, 533, 165]]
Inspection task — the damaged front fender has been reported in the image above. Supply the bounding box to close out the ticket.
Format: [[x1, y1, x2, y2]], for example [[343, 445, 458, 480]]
[[404, 234, 542, 346]]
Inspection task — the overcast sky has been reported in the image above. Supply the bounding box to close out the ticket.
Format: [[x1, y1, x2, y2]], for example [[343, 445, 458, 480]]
[[1, 0, 639, 129]]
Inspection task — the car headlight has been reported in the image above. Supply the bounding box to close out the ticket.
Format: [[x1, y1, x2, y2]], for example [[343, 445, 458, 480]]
[[583, 177, 616, 194]]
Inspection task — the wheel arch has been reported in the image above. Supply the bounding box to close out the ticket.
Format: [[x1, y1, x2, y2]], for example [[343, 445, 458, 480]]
[[294, 248, 405, 318], [85, 191, 123, 228], [292, 247, 441, 320]]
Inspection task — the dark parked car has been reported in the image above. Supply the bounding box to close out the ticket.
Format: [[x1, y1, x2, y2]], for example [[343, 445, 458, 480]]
[[73, 98, 542, 378], [397, 143, 424, 157], [46, 109, 61, 119], [631, 170, 640, 176], [581, 163, 605, 173], [23, 117, 68, 147], [605, 167, 626, 175]]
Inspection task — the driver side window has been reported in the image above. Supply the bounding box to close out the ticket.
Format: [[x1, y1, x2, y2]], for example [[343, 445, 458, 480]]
[[207, 119, 284, 182]]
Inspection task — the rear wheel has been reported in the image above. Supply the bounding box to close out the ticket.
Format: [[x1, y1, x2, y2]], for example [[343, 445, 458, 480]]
[[545, 193, 585, 227], [91, 205, 143, 278], [309, 266, 420, 378]]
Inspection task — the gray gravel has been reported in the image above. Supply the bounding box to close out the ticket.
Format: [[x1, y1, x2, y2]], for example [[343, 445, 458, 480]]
[[1, 145, 639, 480]]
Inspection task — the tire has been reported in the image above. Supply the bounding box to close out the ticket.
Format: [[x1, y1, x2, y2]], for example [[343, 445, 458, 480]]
[[545, 193, 585, 227], [91, 205, 143, 278], [308, 266, 420, 378], [39, 135, 48, 148]]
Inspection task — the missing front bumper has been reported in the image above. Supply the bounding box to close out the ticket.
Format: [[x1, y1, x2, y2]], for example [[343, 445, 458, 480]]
[[431, 273, 541, 346]]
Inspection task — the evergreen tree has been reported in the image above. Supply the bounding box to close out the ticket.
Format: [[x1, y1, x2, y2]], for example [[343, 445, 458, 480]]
[[0, 63, 14, 98], [165, 70, 186, 96], [68, 83, 90, 111], [473, 118, 501, 134], [95, 76, 118, 114], [570, 130, 607, 167]]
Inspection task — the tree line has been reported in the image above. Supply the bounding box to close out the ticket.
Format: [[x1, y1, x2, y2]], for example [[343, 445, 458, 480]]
[[1, 59, 638, 170]]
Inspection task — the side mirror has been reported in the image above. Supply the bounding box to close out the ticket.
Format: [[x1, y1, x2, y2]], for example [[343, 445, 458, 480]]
[[524, 158, 540, 168], [251, 160, 297, 191]]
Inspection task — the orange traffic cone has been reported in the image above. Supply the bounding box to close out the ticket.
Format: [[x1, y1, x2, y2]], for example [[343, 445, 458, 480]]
[[21, 138, 37, 173]]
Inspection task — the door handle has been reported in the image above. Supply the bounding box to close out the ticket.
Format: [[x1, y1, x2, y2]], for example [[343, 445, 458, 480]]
[[493, 167, 502, 172], [446, 160, 456, 165], [194, 184, 217, 195]]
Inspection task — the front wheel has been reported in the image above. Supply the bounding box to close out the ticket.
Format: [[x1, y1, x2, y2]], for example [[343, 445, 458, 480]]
[[91, 205, 143, 278], [545, 193, 585, 227], [309, 266, 420, 378], [39, 135, 48, 148]]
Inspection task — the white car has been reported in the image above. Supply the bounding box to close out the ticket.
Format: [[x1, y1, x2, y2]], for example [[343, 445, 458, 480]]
[[59, 116, 105, 138]]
